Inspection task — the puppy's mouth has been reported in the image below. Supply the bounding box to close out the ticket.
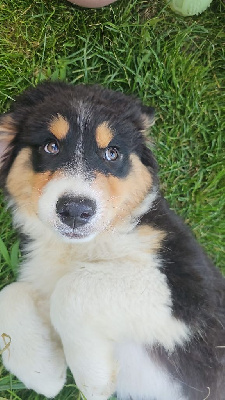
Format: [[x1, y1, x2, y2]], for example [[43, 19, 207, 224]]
[[56, 225, 96, 241]]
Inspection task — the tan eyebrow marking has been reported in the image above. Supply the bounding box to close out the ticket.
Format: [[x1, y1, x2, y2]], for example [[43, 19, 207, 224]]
[[96, 122, 114, 149], [48, 114, 69, 140]]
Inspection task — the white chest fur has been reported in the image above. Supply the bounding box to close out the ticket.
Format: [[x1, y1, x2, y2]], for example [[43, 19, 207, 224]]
[[20, 228, 189, 348], [18, 227, 189, 400]]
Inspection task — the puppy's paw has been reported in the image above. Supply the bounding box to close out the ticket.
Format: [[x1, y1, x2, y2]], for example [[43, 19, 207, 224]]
[[0, 282, 67, 397], [51, 272, 117, 400], [77, 373, 116, 400]]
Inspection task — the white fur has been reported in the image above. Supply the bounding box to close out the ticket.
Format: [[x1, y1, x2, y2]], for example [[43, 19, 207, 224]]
[[0, 282, 66, 397], [48, 231, 189, 400], [38, 174, 105, 242], [132, 188, 158, 221], [115, 342, 186, 400], [0, 174, 190, 399]]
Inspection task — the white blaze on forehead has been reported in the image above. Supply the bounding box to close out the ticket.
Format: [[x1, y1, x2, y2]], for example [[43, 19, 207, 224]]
[[69, 101, 93, 165], [75, 100, 92, 133], [72, 134, 84, 165]]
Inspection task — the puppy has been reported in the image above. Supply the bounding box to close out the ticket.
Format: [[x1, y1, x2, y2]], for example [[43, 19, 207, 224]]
[[0, 82, 224, 400]]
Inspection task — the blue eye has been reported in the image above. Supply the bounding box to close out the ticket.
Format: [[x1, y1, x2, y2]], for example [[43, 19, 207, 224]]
[[44, 141, 59, 155], [104, 147, 119, 161]]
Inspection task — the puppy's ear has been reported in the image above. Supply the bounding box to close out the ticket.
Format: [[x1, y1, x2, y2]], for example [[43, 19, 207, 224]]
[[0, 114, 16, 167], [139, 106, 158, 172], [141, 106, 155, 131]]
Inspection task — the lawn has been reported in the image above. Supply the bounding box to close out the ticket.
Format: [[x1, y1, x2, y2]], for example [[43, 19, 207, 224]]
[[0, 0, 224, 398]]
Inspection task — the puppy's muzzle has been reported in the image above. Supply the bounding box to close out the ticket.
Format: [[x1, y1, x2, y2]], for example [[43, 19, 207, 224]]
[[56, 195, 97, 229]]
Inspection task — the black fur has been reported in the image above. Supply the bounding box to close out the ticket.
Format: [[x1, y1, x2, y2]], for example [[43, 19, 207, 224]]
[[0, 82, 224, 399], [141, 197, 225, 399], [0, 82, 155, 185]]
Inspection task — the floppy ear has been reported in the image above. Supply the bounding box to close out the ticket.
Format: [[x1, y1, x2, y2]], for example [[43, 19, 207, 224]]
[[0, 114, 17, 167], [141, 105, 155, 131], [139, 106, 158, 172]]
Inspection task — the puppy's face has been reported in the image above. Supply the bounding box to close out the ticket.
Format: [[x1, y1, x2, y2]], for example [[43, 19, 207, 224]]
[[0, 82, 157, 242]]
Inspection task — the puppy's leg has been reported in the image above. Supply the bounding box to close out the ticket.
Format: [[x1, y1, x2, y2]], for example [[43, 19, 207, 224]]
[[0, 282, 67, 398], [51, 275, 117, 400]]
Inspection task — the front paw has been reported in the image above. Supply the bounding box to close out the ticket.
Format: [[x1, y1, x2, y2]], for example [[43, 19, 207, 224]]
[[51, 273, 117, 400], [80, 393, 115, 400], [0, 282, 67, 398], [77, 373, 116, 400]]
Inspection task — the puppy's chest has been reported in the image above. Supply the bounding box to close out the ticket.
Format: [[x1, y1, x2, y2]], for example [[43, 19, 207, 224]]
[[20, 234, 164, 298], [19, 228, 168, 304], [20, 231, 190, 347]]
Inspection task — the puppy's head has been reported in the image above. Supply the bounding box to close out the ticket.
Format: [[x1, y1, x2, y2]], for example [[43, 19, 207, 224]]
[[0, 82, 157, 242]]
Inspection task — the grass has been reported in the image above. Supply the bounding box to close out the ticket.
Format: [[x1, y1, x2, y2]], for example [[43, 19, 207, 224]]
[[0, 0, 225, 398]]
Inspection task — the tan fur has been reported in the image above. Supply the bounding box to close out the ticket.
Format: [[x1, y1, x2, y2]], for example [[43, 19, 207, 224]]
[[0, 133, 15, 142], [31, 172, 56, 205], [48, 114, 69, 140], [96, 122, 113, 148], [141, 113, 155, 131], [137, 225, 166, 253], [93, 154, 153, 225], [0, 115, 17, 136], [6, 148, 61, 214], [0, 115, 17, 162], [6, 149, 34, 214]]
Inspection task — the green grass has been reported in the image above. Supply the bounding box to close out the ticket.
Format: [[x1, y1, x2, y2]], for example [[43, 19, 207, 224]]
[[0, 0, 225, 398]]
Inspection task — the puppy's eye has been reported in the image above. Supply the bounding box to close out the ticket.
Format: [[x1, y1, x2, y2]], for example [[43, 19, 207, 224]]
[[44, 141, 59, 155], [104, 147, 119, 161]]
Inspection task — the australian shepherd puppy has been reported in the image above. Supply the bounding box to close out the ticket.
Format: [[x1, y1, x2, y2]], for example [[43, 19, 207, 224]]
[[0, 82, 224, 400]]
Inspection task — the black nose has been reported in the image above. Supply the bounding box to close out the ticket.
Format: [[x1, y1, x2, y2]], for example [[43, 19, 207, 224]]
[[56, 196, 96, 229]]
